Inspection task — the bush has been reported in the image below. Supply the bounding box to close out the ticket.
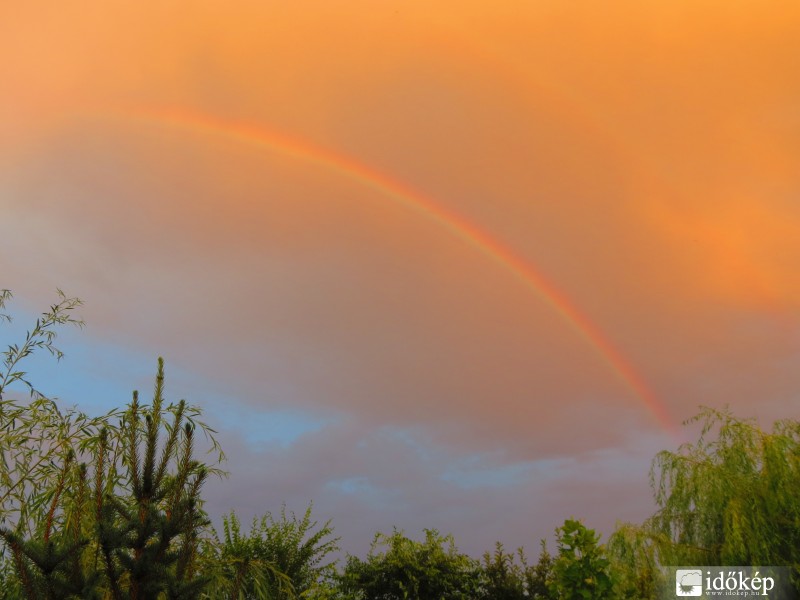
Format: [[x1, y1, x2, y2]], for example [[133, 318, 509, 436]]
[[338, 529, 481, 600], [548, 519, 612, 600], [203, 503, 338, 599]]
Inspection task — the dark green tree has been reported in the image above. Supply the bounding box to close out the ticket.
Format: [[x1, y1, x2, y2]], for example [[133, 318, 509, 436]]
[[91, 359, 220, 599]]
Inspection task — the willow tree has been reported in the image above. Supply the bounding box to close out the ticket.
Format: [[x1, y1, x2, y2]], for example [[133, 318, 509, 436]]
[[606, 522, 664, 599], [0, 290, 113, 538], [648, 407, 800, 576]]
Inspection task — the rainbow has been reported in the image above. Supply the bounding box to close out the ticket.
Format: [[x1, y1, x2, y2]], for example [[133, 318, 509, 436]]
[[121, 107, 676, 435]]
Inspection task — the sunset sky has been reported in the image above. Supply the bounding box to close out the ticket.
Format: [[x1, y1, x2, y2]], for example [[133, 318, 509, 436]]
[[2, 1, 800, 555]]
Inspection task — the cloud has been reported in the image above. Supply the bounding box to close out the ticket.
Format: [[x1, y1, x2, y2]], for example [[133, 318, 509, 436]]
[[3, 0, 800, 554], [202, 418, 665, 556]]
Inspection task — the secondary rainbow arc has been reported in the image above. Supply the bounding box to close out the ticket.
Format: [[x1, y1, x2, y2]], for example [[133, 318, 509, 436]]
[[122, 106, 677, 435]]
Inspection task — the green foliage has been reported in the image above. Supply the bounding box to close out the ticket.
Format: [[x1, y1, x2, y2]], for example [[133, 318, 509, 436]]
[[92, 358, 221, 599], [604, 406, 800, 597], [0, 291, 225, 597], [201, 512, 293, 600], [203, 503, 338, 600], [0, 290, 113, 538], [0, 289, 83, 401], [648, 406, 800, 578], [525, 540, 556, 600], [475, 540, 555, 599], [548, 519, 612, 600], [8, 290, 800, 598], [1, 359, 224, 599], [338, 529, 481, 600], [478, 542, 526, 600], [606, 522, 664, 599]]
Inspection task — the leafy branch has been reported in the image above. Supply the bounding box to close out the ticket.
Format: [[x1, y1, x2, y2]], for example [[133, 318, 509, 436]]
[[0, 289, 84, 401]]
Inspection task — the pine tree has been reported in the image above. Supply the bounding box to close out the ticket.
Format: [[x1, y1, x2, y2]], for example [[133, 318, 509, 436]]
[[92, 358, 214, 599]]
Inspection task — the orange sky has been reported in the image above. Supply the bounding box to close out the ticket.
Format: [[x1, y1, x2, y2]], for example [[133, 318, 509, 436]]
[[2, 1, 800, 553]]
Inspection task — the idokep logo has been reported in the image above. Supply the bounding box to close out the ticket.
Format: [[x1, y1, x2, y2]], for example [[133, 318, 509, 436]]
[[676, 569, 703, 596], [704, 569, 775, 596], [665, 567, 793, 598]]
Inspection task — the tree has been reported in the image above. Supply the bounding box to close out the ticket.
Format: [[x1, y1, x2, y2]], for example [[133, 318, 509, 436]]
[[601, 406, 800, 597], [92, 359, 222, 599], [548, 519, 612, 600], [648, 406, 800, 580], [338, 529, 481, 600]]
